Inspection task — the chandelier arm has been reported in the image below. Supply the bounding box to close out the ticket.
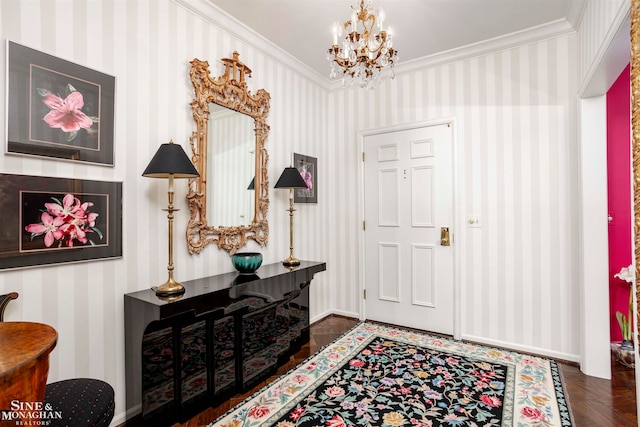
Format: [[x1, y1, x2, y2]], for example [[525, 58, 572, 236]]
[[332, 56, 359, 70], [364, 32, 386, 53], [362, 14, 376, 41], [330, 49, 397, 70]]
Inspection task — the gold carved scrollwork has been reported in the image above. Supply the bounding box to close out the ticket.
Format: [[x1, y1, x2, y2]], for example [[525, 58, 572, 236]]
[[632, 0, 640, 345], [186, 52, 271, 254]]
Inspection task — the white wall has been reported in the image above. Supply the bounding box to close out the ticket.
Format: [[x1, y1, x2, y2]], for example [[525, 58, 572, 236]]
[[0, 0, 332, 424], [330, 34, 581, 362]]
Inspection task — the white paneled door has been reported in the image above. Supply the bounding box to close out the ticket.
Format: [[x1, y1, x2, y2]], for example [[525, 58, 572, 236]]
[[363, 124, 454, 335]]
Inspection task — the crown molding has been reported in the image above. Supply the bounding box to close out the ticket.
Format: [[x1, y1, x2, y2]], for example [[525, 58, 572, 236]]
[[564, 0, 587, 31], [172, 0, 331, 89], [578, 4, 630, 98], [329, 19, 576, 92], [174, 0, 576, 94], [393, 19, 576, 78]]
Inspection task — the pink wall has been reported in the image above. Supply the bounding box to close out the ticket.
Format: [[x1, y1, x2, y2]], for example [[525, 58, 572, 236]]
[[607, 63, 632, 342]]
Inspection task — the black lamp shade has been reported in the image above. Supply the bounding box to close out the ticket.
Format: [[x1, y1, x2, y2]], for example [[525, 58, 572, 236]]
[[142, 142, 200, 178], [247, 177, 255, 190], [275, 167, 307, 189]]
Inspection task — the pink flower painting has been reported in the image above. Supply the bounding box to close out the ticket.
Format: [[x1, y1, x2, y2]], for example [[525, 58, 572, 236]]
[[293, 154, 317, 203], [25, 193, 103, 248], [43, 91, 93, 132], [37, 84, 99, 142]]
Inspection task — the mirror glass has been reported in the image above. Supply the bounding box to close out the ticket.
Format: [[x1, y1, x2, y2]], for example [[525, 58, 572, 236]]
[[187, 52, 270, 255], [207, 104, 255, 227]]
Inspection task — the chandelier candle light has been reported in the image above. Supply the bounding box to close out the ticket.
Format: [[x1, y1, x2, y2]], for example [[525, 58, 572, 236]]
[[327, 0, 398, 89]]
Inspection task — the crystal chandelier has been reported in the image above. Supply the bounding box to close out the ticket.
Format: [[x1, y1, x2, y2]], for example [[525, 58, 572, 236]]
[[327, 0, 398, 89]]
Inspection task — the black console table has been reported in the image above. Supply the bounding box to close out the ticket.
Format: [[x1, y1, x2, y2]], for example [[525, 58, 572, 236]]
[[124, 261, 325, 426]]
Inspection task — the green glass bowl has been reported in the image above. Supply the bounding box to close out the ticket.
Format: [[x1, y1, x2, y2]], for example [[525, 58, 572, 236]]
[[230, 252, 263, 274]]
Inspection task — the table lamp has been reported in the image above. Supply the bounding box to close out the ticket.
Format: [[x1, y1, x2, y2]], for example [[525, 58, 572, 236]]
[[143, 140, 199, 296], [274, 167, 308, 267]]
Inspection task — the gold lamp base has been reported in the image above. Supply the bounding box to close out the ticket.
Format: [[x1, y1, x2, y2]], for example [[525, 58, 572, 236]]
[[152, 276, 185, 297], [281, 194, 301, 268], [282, 256, 301, 267]]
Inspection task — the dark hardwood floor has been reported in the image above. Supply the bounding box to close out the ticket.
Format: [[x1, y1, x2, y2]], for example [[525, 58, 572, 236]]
[[119, 315, 637, 427]]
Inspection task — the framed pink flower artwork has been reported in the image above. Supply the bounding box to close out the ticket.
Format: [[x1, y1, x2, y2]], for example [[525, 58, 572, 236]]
[[6, 40, 115, 165], [293, 153, 317, 204], [0, 173, 122, 270]]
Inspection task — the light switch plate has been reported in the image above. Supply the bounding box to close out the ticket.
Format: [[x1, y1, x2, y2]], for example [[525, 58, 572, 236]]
[[467, 216, 481, 228]]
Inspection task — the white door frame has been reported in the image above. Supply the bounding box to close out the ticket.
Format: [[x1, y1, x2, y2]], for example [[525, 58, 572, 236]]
[[577, 8, 630, 380], [357, 117, 464, 340]]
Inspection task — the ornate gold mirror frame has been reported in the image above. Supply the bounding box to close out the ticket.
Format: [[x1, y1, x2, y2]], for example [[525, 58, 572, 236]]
[[187, 52, 270, 254]]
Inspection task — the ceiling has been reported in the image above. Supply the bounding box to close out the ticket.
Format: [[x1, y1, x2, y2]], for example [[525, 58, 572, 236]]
[[205, 0, 583, 79]]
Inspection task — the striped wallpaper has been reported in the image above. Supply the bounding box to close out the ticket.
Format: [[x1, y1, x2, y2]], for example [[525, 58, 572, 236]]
[[0, 0, 628, 423], [577, 0, 628, 89], [0, 0, 330, 423], [329, 36, 581, 361]]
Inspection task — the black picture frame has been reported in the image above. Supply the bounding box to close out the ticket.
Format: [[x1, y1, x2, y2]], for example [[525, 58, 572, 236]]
[[0, 173, 122, 270], [293, 153, 317, 204], [6, 40, 116, 166]]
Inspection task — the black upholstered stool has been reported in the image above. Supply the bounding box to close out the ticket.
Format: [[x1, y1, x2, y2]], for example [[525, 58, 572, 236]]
[[44, 378, 115, 427]]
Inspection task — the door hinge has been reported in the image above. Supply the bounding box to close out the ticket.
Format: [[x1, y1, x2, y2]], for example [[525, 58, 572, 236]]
[[363, 221, 366, 231], [363, 289, 367, 299], [362, 152, 365, 162]]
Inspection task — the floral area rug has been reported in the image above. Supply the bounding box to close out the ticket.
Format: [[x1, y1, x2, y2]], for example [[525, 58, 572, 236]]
[[210, 322, 573, 427]]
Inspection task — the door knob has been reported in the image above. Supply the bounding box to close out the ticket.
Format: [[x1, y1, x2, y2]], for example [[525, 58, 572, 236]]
[[440, 227, 450, 246]]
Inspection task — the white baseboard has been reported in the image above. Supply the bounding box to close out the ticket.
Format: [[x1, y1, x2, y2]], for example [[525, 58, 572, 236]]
[[111, 404, 141, 426], [461, 334, 580, 364], [311, 309, 360, 325], [310, 314, 580, 364]]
